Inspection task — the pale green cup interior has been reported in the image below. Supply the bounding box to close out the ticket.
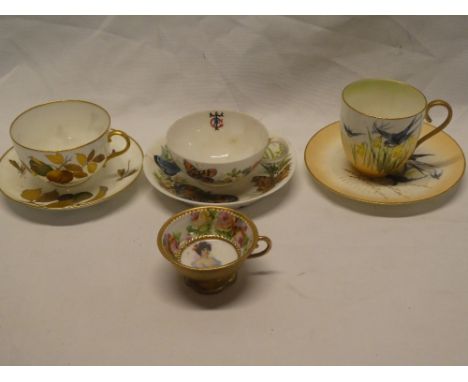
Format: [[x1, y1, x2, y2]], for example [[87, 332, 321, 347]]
[[342, 79, 427, 119]]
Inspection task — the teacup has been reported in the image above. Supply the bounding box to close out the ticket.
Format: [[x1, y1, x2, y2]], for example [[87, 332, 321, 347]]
[[340, 79, 452, 177], [166, 111, 269, 186], [157, 206, 272, 294], [9, 100, 131, 187]]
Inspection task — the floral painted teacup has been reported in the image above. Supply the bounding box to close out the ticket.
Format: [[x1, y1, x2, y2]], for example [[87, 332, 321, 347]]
[[157, 206, 272, 294], [166, 111, 269, 186], [341, 79, 452, 177], [10, 100, 131, 187]]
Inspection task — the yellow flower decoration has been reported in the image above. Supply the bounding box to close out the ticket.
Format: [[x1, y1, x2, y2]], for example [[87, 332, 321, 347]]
[[371, 137, 383, 150], [355, 143, 367, 159], [76, 149, 105, 174]]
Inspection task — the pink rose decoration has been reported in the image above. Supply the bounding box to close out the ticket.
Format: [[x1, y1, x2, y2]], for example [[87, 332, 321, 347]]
[[164, 233, 179, 255], [190, 211, 211, 228], [215, 211, 236, 232], [234, 218, 247, 232], [233, 229, 247, 247]]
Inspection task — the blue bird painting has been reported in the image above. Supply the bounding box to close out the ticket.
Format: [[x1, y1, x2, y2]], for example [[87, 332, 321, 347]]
[[343, 123, 364, 137], [154, 155, 181, 176], [372, 115, 422, 147]]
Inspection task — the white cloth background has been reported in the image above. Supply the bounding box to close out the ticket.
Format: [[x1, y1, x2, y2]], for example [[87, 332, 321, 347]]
[[0, 16, 467, 365]]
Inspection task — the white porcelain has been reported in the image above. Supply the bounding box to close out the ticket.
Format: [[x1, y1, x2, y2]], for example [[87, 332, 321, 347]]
[[10, 100, 131, 187], [341, 79, 452, 177], [166, 111, 269, 186], [143, 134, 295, 208], [0, 135, 143, 210]]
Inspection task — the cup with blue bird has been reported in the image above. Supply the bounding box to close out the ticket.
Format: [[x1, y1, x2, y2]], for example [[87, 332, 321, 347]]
[[340, 78, 452, 177]]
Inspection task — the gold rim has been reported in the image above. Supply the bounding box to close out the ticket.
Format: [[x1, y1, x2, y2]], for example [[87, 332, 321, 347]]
[[9, 99, 112, 152], [304, 121, 466, 206], [156, 206, 260, 272], [342, 78, 428, 120], [0, 136, 143, 211]]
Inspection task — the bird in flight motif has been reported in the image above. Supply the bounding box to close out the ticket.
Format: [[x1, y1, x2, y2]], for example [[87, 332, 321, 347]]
[[372, 115, 422, 147]]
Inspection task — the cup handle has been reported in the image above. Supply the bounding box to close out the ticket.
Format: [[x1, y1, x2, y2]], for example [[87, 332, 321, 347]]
[[416, 99, 453, 147], [104, 129, 131, 165], [248, 236, 272, 259]]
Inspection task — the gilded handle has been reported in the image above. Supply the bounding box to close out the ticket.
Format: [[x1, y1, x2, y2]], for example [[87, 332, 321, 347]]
[[248, 236, 272, 259], [105, 129, 131, 165], [416, 99, 453, 147]]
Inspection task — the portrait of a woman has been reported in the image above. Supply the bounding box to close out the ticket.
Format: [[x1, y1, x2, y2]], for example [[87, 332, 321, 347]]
[[191, 241, 222, 269]]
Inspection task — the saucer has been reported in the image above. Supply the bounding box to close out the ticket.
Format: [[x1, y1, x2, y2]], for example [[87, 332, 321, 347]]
[[144, 135, 295, 208], [0, 136, 143, 210], [305, 121, 465, 205]]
